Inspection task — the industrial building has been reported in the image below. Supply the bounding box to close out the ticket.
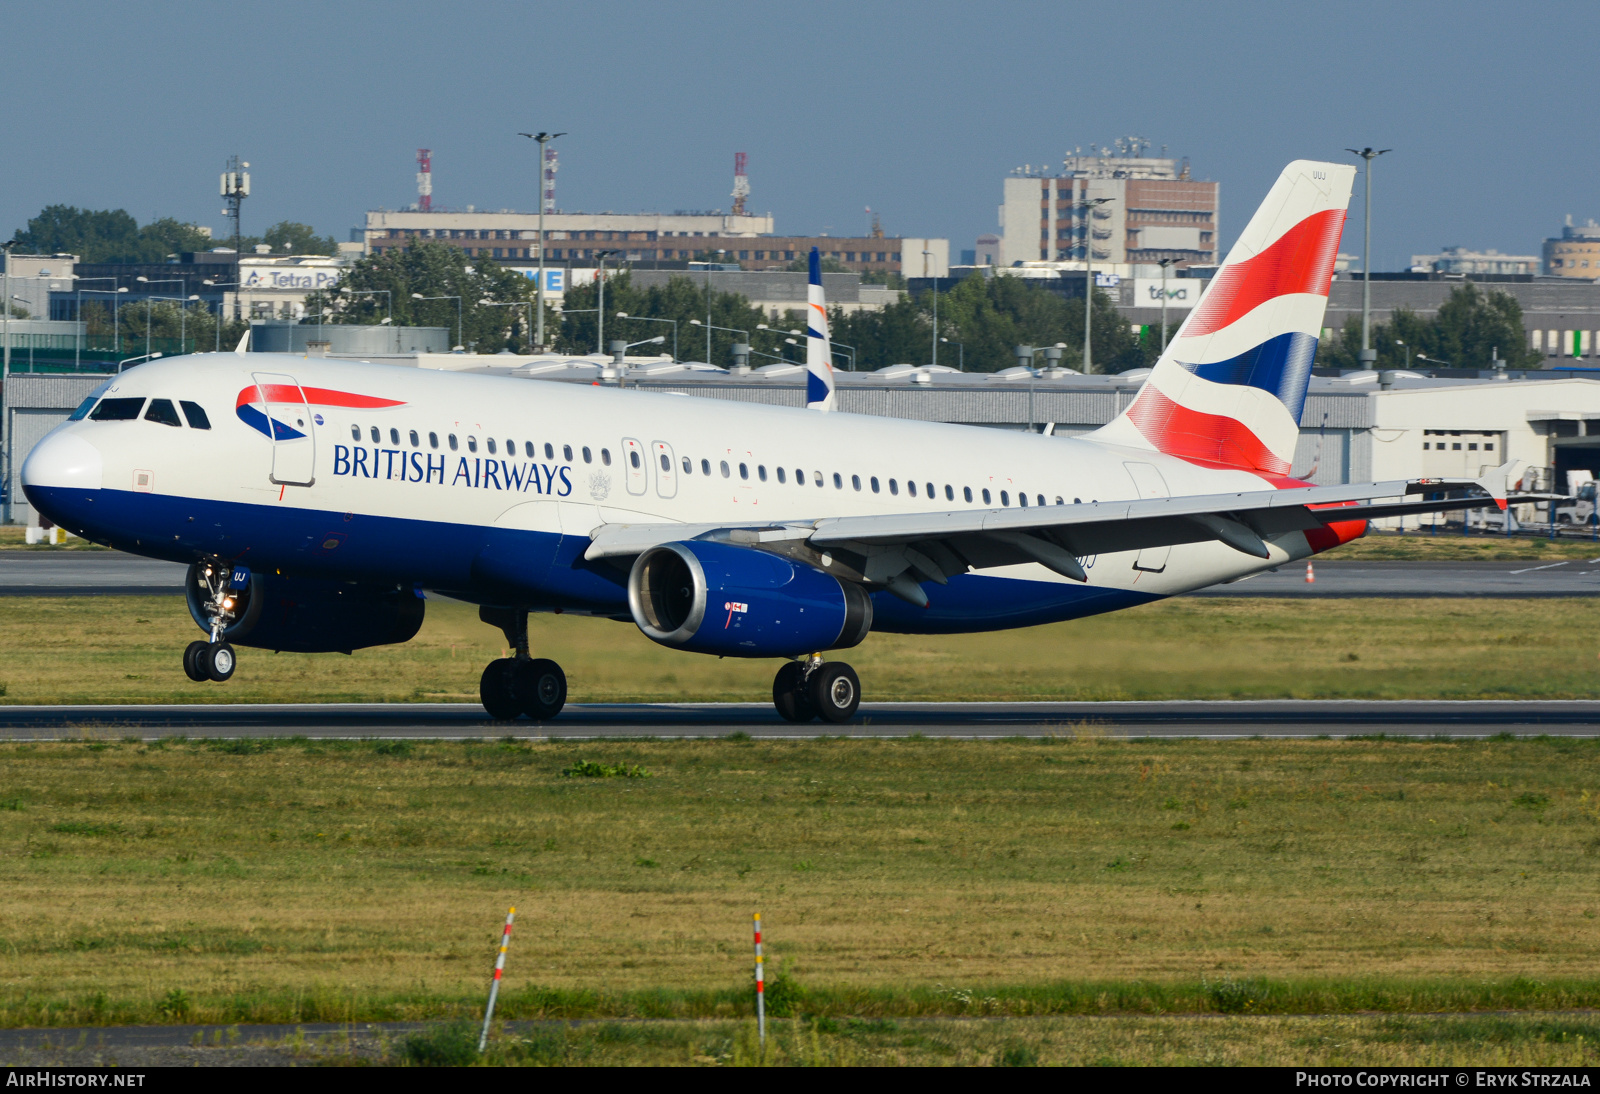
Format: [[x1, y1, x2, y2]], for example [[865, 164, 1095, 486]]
[[996, 146, 1220, 269], [1544, 217, 1600, 279], [1410, 247, 1540, 276], [363, 209, 775, 264]]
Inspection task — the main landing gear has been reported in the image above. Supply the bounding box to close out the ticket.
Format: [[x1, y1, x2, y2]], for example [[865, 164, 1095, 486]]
[[184, 559, 239, 683], [773, 655, 861, 724], [478, 607, 567, 721]]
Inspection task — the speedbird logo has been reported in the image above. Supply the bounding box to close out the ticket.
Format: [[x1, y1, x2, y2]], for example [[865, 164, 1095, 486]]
[[235, 384, 405, 440]]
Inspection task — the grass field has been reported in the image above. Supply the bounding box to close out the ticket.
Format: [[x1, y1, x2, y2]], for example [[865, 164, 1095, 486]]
[[0, 735, 1597, 1035], [3, 594, 1599, 706]]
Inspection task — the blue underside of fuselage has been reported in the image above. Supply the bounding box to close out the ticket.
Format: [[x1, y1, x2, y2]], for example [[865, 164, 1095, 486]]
[[24, 484, 1161, 636]]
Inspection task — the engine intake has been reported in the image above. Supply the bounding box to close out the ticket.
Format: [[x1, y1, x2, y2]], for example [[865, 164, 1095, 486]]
[[628, 540, 871, 658], [186, 564, 424, 654]]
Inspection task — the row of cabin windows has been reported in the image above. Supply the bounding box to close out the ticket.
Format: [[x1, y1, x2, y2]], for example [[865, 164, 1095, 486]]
[[673, 455, 1069, 507], [349, 423, 612, 466], [346, 423, 1078, 509], [73, 396, 211, 429]]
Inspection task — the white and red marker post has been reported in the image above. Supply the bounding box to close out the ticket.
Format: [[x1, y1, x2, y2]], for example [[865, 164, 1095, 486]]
[[753, 912, 766, 1049], [478, 906, 516, 1053]]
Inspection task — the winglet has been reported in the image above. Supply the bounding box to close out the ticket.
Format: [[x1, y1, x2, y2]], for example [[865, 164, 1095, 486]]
[[233, 327, 251, 356], [1476, 459, 1521, 511], [804, 247, 835, 412]]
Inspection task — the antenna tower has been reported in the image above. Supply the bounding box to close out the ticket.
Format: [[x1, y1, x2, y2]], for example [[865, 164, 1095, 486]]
[[731, 152, 750, 217], [542, 145, 558, 214], [416, 149, 432, 212]]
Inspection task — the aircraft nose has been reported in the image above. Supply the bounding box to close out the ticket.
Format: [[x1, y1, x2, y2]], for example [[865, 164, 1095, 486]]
[[21, 430, 103, 495]]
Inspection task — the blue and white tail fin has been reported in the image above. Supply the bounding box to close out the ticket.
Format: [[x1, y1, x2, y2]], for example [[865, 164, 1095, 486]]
[[1090, 160, 1355, 479], [805, 247, 835, 411]]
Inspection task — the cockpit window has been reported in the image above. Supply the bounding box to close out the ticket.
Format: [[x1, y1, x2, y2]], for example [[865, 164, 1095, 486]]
[[144, 399, 182, 427], [68, 397, 97, 421], [180, 401, 211, 430], [89, 397, 146, 421]]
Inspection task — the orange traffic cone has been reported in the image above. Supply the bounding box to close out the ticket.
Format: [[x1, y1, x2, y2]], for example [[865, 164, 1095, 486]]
[[1305, 561, 1316, 584]]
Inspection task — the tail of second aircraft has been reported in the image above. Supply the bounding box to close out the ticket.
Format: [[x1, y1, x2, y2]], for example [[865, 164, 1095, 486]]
[[805, 247, 836, 411], [1091, 159, 1356, 479]]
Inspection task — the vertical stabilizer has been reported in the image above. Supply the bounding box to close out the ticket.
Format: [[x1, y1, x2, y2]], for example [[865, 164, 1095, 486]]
[[805, 247, 835, 411], [1091, 160, 1355, 478]]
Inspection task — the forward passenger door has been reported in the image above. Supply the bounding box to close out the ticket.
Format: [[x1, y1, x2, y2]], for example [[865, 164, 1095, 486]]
[[251, 372, 316, 487], [651, 441, 677, 498], [620, 438, 648, 495]]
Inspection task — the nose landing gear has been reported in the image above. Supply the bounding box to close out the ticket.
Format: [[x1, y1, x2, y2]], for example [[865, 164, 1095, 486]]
[[183, 559, 242, 684], [773, 655, 861, 724], [478, 607, 567, 721]]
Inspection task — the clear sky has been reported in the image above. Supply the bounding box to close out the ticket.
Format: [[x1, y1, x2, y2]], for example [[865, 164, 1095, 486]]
[[2, 0, 1593, 270]]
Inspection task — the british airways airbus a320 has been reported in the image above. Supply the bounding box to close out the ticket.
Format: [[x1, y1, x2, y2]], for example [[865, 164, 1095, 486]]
[[21, 162, 1512, 724]]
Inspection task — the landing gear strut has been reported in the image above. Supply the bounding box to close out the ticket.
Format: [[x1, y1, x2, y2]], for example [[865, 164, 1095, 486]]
[[183, 559, 240, 684], [479, 607, 567, 721], [773, 655, 860, 724]]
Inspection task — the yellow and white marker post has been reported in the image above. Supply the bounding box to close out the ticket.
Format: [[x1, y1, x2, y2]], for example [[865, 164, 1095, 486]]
[[478, 906, 516, 1053], [753, 912, 765, 1049]]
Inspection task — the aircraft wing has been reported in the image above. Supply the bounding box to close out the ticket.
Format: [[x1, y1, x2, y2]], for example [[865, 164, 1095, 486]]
[[585, 471, 1524, 603]]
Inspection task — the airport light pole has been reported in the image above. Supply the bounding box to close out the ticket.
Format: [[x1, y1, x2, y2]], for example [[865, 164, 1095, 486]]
[[75, 287, 129, 368], [1074, 197, 1114, 373], [347, 289, 392, 325], [616, 313, 678, 362], [411, 293, 462, 350], [941, 336, 963, 371], [480, 299, 534, 352], [202, 279, 237, 351], [1345, 147, 1391, 367], [594, 250, 620, 356], [688, 318, 749, 368], [1157, 258, 1177, 352], [922, 248, 938, 367], [831, 339, 856, 372], [518, 131, 565, 351]]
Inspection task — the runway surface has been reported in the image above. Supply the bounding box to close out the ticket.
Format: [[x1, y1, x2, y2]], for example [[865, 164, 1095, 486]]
[[3, 699, 1597, 738], [5, 550, 1600, 598]]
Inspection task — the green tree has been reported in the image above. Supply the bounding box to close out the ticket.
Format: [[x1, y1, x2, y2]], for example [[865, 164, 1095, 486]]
[[9, 206, 213, 262], [830, 274, 1152, 373], [558, 272, 768, 364], [323, 241, 538, 352], [1319, 284, 1539, 371], [262, 221, 338, 256]]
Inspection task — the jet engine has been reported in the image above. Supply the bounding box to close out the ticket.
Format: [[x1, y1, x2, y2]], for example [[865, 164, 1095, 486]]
[[185, 564, 425, 654], [627, 540, 872, 658]]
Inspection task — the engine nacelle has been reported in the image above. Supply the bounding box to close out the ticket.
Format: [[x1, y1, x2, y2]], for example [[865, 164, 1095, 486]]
[[627, 540, 871, 658], [186, 564, 425, 654]]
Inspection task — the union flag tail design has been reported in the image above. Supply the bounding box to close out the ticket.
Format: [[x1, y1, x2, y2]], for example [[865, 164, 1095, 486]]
[[1091, 160, 1355, 478]]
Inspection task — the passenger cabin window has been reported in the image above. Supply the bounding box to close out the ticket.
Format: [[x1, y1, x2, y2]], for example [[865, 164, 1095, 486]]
[[758, 465, 767, 482], [702, 459, 711, 475], [583, 447, 593, 464], [370, 426, 380, 443], [449, 434, 459, 451], [525, 442, 535, 458], [982, 489, 992, 504], [563, 445, 573, 461], [506, 439, 514, 455], [739, 463, 749, 480], [350, 424, 360, 441], [852, 475, 861, 491], [68, 396, 97, 421], [487, 438, 496, 455], [409, 430, 419, 447], [90, 397, 145, 421], [720, 460, 730, 478], [545, 443, 555, 459], [814, 470, 824, 487], [661, 453, 671, 471], [833, 473, 843, 489], [776, 467, 786, 483], [630, 450, 642, 469], [601, 448, 611, 465], [682, 457, 692, 474], [467, 436, 478, 453], [429, 432, 439, 449], [963, 486, 973, 502], [870, 476, 880, 493], [144, 399, 182, 427], [179, 401, 211, 430], [391, 428, 400, 445]]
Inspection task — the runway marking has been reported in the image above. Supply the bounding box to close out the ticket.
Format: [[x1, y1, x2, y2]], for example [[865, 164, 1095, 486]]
[[1508, 561, 1571, 574]]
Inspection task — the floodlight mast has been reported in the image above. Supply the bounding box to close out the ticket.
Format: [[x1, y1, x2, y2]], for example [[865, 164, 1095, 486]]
[[519, 131, 566, 351], [1345, 147, 1391, 365]]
